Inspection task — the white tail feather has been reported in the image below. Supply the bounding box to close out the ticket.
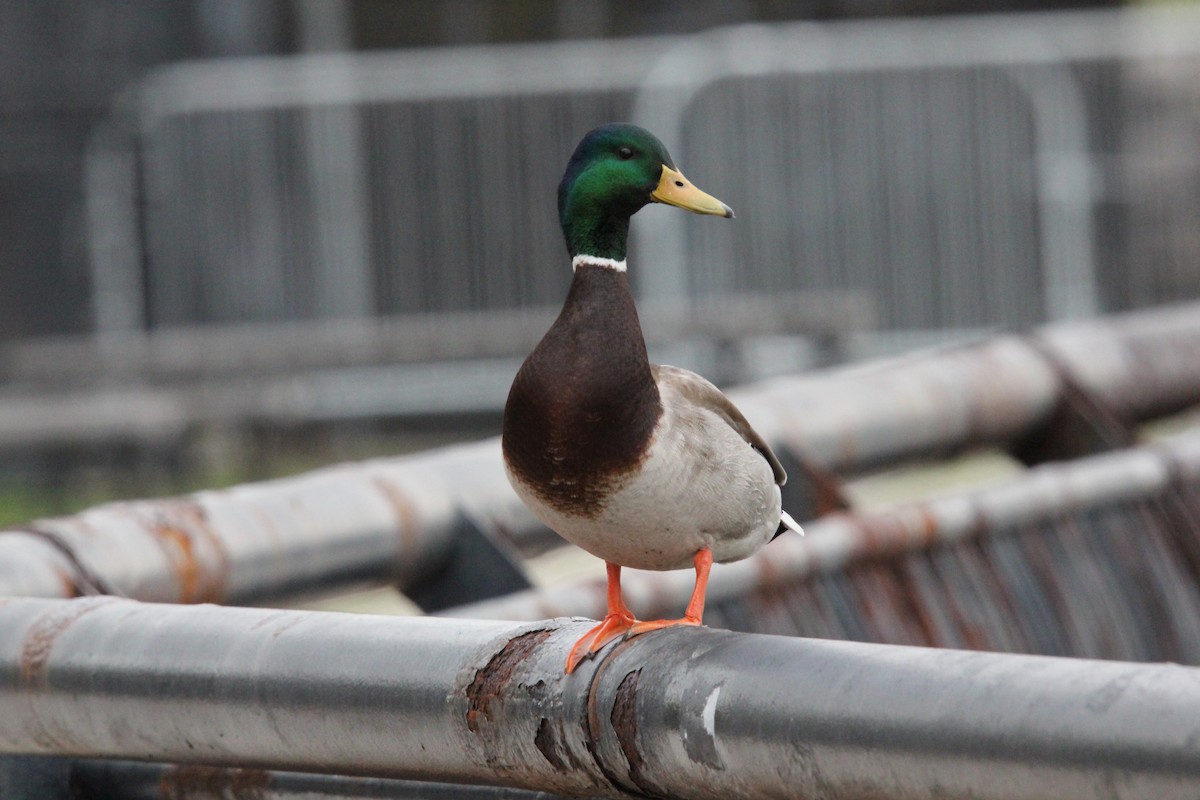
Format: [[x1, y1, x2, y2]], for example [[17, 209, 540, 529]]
[[780, 510, 805, 536]]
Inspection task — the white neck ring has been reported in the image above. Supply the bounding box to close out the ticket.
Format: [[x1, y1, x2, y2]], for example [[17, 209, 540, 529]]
[[572, 254, 627, 273]]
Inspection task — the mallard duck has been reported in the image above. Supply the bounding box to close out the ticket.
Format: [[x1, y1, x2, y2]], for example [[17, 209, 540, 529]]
[[502, 123, 802, 673]]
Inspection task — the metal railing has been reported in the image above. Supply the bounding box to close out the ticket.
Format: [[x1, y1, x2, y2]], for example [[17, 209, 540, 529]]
[[3, 597, 1200, 800], [633, 15, 1102, 318], [87, 36, 657, 333], [0, 438, 528, 608], [85, 7, 1200, 340]]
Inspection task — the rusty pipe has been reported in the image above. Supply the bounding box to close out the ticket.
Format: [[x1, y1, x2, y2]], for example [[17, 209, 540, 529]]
[[0, 440, 537, 603], [0, 534, 80, 599], [1037, 301, 1200, 421], [733, 301, 1200, 473], [730, 334, 1063, 474], [2, 597, 1200, 799]]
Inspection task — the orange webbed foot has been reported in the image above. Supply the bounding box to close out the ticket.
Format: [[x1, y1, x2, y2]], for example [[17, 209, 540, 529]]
[[625, 548, 712, 638], [626, 615, 703, 637], [566, 610, 637, 673], [564, 549, 713, 673]]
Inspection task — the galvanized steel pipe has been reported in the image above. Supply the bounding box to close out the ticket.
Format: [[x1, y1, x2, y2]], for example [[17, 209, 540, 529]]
[[2, 596, 1199, 800]]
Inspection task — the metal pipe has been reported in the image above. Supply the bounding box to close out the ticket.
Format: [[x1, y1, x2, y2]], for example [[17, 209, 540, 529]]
[[0, 448, 468, 602], [446, 428, 1200, 623], [734, 300, 1200, 474], [2, 597, 1199, 800], [1038, 302, 1200, 420], [6, 302, 1200, 603], [0, 535, 79, 599], [729, 334, 1062, 474]]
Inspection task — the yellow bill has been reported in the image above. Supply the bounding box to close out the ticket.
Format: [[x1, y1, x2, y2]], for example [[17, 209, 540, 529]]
[[650, 165, 734, 218]]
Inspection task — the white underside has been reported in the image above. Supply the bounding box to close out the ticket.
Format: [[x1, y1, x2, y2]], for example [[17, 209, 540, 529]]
[[506, 376, 781, 571]]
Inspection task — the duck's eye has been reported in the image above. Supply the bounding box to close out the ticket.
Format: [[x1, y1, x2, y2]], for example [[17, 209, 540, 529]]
[[617, 146, 634, 160]]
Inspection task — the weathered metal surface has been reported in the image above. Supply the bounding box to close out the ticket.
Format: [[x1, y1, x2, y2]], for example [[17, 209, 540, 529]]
[[449, 430, 1200, 665], [1038, 302, 1200, 422], [1, 597, 1199, 799], [0, 452, 465, 603], [734, 301, 1200, 474], [0, 535, 81, 599], [728, 334, 1063, 474]]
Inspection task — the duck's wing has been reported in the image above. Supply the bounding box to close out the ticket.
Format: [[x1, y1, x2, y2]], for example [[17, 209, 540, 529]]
[[652, 363, 787, 486]]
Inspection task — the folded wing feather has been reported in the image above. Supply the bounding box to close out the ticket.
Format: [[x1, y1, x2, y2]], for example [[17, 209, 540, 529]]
[[651, 364, 787, 486]]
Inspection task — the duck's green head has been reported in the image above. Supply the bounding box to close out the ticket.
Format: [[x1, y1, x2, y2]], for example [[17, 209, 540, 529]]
[[558, 123, 733, 261]]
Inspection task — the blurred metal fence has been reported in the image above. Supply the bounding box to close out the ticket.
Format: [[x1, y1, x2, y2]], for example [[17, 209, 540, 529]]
[[87, 36, 656, 332], [86, 6, 1200, 340]]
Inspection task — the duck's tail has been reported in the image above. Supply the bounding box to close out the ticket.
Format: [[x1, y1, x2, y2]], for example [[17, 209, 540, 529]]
[[772, 510, 805, 540]]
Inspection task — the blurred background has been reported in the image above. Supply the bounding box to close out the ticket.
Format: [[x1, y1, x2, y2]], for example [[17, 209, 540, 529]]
[[1, 0, 1198, 523]]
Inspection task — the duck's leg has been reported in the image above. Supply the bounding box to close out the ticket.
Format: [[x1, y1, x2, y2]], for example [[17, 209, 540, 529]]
[[628, 547, 713, 635], [565, 561, 638, 673]]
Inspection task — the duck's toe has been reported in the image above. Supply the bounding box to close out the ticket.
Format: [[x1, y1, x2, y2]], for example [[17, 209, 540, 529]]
[[626, 615, 703, 637], [566, 610, 638, 673]]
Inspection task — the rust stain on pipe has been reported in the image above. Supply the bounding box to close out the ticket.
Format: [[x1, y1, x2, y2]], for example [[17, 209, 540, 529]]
[[190, 505, 231, 602], [152, 524, 202, 603], [20, 597, 122, 685], [145, 499, 229, 604], [52, 566, 81, 598], [753, 543, 783, 588], [916, 504, 942, 547], [372, 476, 423, 563], [844, 505, 946, 566], [5, 525, 116, 597], [533, 715, 587, 773], [610, 668, 661, 797], [159, 764, 272, 800], [464, 628, 552, 733], [847, 515, 895, 560]]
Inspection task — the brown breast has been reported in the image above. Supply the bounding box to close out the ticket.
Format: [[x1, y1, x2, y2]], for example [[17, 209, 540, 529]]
[[502, 265, 662, 518]]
